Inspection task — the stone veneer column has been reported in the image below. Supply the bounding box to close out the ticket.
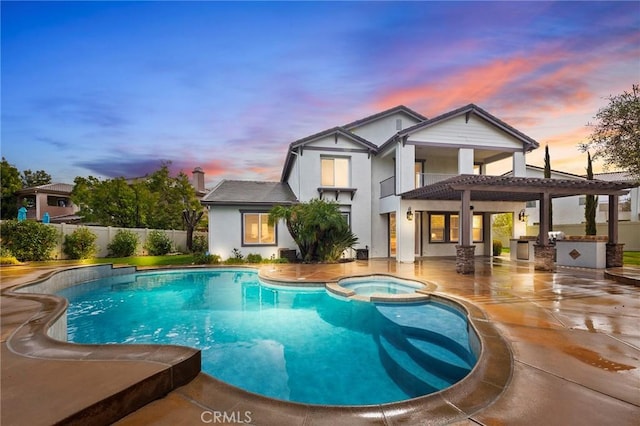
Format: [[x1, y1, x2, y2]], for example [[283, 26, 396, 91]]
[[456, 245, 475, 274], [606, 243, 624, 268], [534, 244, 555, 271]]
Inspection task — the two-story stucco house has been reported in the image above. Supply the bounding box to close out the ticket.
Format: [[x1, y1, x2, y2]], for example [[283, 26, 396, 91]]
[[202, 104, 542, 264]]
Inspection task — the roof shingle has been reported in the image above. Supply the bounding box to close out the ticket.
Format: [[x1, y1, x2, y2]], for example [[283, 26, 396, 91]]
[[201, 180, 297, 205]]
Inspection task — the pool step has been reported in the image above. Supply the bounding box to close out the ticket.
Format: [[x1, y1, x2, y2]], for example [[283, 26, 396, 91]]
[[374, 302, 476, 386], [405, 335, 473, 382], [378, 334, 449, 395], [379, 324, 473, 383], [402, 325, 476, 366]]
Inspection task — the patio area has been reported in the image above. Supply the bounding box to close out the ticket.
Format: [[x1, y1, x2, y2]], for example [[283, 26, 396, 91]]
[[1, 257, 639, 425]]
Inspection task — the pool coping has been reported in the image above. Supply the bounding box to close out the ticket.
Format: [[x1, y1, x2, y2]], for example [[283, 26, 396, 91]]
[[2, 264, 514, 424], [2, 264, 202, 425]]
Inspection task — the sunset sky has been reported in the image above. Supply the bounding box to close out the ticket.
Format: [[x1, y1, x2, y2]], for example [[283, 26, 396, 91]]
[[2, 1, 639, 188]]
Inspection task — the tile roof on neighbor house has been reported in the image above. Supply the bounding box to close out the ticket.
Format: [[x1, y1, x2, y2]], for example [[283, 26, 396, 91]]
[[200, 180, 298, 206], [521, 166, 636, 182], [16, 183, 75, 195], [594, 171, 635, 182]]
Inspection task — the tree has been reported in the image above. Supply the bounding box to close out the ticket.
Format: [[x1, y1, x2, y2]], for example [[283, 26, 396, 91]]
[[492, 213, 513, 246], [584, 152, 598, 235], [183, 208, 204, 252], [22, 169, 52, 187], [70, 162, 203, 231], [145, 163, 202, 231], [1, 157, 22, 219], [71, 176, 138, 227], [543, 145, 553, 231], [269, 199, 358, 262], [580, 84, 640, 181]]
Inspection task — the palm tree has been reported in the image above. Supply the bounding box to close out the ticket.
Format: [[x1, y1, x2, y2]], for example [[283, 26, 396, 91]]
[[269, 199, 358, 262]]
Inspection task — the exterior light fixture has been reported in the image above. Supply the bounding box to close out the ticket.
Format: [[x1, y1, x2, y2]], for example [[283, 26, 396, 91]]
[[406, 207, 414, 221], [518, 209, 527, 222]]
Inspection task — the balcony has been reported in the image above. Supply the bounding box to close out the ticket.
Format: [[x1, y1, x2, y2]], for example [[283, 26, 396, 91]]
[[380, 173, 458, 198]]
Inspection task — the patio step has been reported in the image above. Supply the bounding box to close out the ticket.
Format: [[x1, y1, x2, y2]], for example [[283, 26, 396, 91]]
[[605, 267, 640, 287]]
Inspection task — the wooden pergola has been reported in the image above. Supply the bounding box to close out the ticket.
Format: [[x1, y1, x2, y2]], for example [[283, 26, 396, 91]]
[[402, 174, 638, 272]]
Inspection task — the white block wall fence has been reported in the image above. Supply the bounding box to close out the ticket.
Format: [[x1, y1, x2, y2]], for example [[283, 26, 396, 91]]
[[42, 223, 207, 259]]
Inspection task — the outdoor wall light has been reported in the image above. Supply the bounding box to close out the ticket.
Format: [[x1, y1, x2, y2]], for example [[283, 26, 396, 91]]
[[518, 209, 528, 222], [406, 207, 414, 221]]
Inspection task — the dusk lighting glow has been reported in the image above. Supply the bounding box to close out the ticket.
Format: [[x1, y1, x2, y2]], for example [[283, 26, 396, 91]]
[[2, 1, 639, 187]]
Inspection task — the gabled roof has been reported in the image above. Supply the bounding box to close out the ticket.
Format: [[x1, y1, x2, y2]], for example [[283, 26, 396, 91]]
[[342, 105, 427, 131], [379, 104, 539, 153], [281, 127, 378, 182], [288, 126, 378, 151], [16, 183, 74, 195], [201, 180, 297, 206]]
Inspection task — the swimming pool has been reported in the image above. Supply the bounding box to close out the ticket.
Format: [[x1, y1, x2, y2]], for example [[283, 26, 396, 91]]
[[58, 268, 477, 406]]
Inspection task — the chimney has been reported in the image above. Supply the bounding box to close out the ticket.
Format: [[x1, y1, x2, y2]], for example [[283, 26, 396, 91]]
[[192, 167, 205, 195]]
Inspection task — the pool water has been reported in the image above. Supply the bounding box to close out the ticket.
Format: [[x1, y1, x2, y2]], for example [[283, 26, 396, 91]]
[[58, 269, 476, 405], [339, 276, 422, 296]]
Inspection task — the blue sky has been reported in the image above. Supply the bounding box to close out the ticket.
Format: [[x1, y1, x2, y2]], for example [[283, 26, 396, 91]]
[[2, 1, 639, 187]]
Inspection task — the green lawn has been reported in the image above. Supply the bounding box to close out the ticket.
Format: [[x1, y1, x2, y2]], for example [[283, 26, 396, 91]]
[[89, 254, 195, 267], [623, 251, 640, 266]]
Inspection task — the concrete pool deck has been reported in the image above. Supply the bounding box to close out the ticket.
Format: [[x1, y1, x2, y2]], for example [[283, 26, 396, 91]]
[[1, 258, 639, 425]]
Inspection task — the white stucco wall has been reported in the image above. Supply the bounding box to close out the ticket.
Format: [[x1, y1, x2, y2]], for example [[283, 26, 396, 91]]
[[409, 114, 526, 150], [350, 112, 422, 146], [285, 133, 372, 251], [208, 205, 296, 260]]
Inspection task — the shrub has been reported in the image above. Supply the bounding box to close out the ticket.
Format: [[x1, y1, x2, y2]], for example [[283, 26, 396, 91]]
[[0, 220, 59, 261], [192, 234, 208, 253], [144, 230, 173, 255], [193, 252, 221, 265], [107, 229, 139, 257], [246, 253, 262, 264], [63, 227, 98, 259], [492, 240, 503, 256], [0, 246, 19, 265]]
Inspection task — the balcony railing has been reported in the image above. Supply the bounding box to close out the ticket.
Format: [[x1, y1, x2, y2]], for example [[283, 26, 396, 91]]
[[380, 176, 395, 198], [419, 173, 457, 186], [380, 173, 458, 198]]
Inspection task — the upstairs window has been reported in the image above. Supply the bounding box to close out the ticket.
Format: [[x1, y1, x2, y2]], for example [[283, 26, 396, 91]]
[[321, 157, 350, 187]]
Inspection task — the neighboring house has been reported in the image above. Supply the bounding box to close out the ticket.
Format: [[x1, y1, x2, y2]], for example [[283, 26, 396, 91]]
[[521, 166, 639, 225], [15, 183, 80, 223], [202, 104, 541, 262]]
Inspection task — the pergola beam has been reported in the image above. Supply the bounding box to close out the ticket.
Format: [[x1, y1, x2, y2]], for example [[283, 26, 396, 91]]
[[449, 184, 629, 197]]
